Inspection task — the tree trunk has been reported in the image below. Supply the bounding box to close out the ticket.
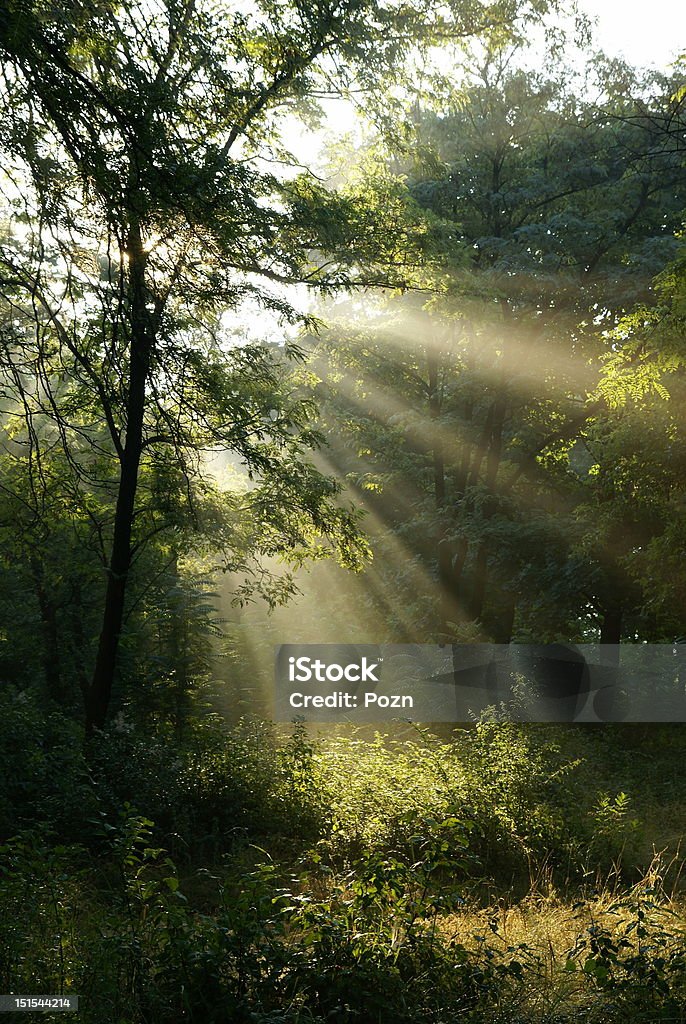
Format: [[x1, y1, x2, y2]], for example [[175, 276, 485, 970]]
[[69, 582, 91, 706], [427, 333, 445, 508], [600, 603, 623, 646], [467, 305, 510, 628], [31, 558, 63, 704], [168, 555, 192, 737], [488, 590, 516, 644], [455, 324, 474, 499], [86, 221, 151, 733]]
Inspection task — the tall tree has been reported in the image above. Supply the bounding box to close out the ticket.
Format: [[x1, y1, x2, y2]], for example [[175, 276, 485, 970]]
[[307, 50, 686, 644], [406, 52, 684, 641], [0, 0, 561, 729]]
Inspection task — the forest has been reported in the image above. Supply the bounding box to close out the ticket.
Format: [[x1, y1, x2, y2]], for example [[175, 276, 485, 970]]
[[0, 0, 686, 1020]]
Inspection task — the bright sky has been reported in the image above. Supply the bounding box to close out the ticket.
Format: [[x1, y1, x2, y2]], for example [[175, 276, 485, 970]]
[[582, 0, 684, 69], [304, 1, 686, 161]]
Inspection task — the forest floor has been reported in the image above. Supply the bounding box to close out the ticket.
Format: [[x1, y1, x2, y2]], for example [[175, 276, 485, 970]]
[[3, 705, 686, 1022]]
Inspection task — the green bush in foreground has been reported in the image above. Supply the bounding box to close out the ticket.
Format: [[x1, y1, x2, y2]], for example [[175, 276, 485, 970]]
[[3, 698, 686, 1021], [2, 812, 686, 1024]]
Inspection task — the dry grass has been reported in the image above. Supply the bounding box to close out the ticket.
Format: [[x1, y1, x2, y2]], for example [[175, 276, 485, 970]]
[[435, 853, 686, 1022]]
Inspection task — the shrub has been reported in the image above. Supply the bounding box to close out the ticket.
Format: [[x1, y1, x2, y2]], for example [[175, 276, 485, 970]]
[[0, 688, 96, 841]]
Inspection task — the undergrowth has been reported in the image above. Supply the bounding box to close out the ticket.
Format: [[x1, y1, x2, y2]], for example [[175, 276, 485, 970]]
[[2, 701, 686, 1022]]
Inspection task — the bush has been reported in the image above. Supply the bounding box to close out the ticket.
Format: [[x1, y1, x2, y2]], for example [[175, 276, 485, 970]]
[[0, 688, 96, 841], [314, 726, 590, 885], [88, 717, 330, 859]]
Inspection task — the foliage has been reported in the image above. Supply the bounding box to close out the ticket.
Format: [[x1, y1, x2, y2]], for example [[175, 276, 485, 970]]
[[565, 886, 686, 1021], [3, 758, 686, 1023], [2, 8, 686, 1024], [0, 688, 96, 839], [304, 46, 686, 646]]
